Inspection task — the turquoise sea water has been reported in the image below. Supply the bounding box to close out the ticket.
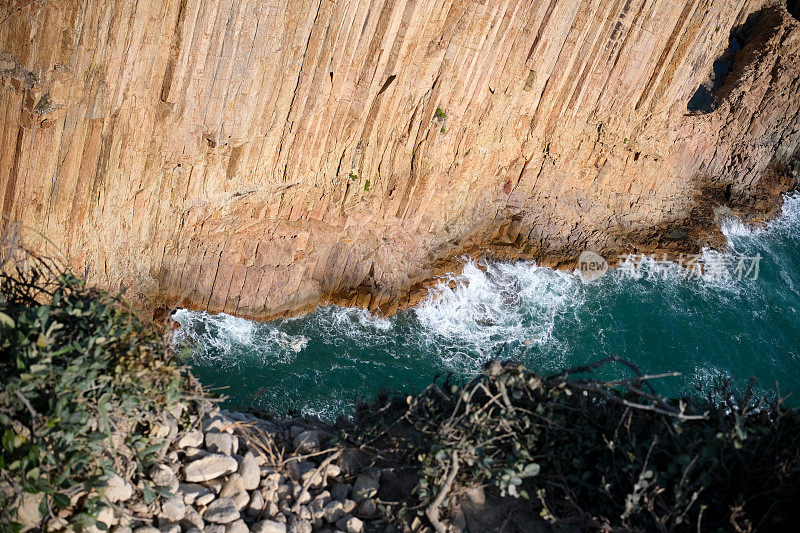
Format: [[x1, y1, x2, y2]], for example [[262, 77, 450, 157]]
[[174, 194, 800, 420]]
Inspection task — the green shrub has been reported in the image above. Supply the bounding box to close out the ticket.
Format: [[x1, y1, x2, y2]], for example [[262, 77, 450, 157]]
[[434, 107, 447, 119], [0, 252, 198, 531], [349, 359, 800, 531]]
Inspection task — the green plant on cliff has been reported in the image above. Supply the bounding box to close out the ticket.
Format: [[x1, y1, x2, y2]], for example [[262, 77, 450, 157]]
[[349, 171, 358, 181], [0, 246, 200, 531], [434, 107, 447, 119], [364, 179, 371, 191]]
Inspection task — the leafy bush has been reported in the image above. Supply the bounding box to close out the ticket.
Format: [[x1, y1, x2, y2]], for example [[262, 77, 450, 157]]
[[350, 358, 800, 532], [0, 250, 199, 531]]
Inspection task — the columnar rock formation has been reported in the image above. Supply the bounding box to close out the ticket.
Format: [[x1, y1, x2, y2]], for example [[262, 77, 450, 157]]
[[1, 0, 799, 319]]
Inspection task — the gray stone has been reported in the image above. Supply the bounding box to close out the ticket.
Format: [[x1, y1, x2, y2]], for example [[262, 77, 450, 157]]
[[246, 489, 265, 518], [204, 498, 240, 524], [322, 500, 345, 523], [238, 451, 260, 490], [252, 519, 287, 533], [205, 431, 234, 456], [105, 474, 134, 503], [285, 459, 315, 481], [206, 476, 226, 494], [16, 492, 43, 529], [220, 473, 244, 498], [294, 489, 312, 506], [232, 488, 250, 510], [286, 514, 312, 533], [179, 483, 210, 505], [205, 526, 226, 533], [184, 454, 238, 482], [180, 507, 204, 530], [150, 465, 179, 492], [196, 491, 216, 506], [352, 473, 379, 501], [292, 430, 322, 454], [342, 499, 357, 514], [177, 429, 204, 449], [309, 493, 331, 518], [330, 483, 349, 502], [157, 524, 180, 533], [203, 416, 231, 434], [159, 496, 186, 522], [356, 499, 377, 519], [225, 519, 249, 533], [336, 515, 364, 533], [132, 528, 160, 533]]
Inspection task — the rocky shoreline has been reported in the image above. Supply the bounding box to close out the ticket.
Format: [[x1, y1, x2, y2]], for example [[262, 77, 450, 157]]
[[88, 407, 401, 533]]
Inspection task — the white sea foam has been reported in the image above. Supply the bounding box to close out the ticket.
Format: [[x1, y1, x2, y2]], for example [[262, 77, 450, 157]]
[[172, 309, 308, 365], [721, 192, 800, 241], [414, 259, 581, 370]]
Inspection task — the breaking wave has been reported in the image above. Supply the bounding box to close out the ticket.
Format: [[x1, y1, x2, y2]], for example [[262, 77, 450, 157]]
[[175, 194, 800, 420]]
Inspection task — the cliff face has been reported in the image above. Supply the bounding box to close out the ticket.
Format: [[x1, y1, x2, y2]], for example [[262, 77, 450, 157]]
[[1, 0, 799, 319]]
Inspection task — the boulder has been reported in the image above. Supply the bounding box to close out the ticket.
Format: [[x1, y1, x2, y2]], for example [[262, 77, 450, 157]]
[[177, 429, 204, 449], [225, 519, 249, 533], [336, 515, 365, 533], [204, 498, 240, 524], [292, 430, 323, 454], [352, 473, 379, 501], [184, 454, 238, 482], [238, 451, 260, 490], [286, 514, 312, 533], [252, 519, 287, 533], [179, 483, 210, 505], [106, 474, 134, 503], [205, 431, 234, 456], [158, 496, 186, 522]]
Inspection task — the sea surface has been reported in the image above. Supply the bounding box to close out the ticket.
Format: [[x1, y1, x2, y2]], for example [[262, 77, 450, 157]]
[[174, 194, 800, 420]]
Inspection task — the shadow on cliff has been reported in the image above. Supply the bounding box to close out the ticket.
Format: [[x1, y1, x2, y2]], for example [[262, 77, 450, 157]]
[[688, 5, 787, 114]]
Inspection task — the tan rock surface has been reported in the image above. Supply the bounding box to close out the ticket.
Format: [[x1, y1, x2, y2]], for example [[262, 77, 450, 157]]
[[1, 0, 799, 319]]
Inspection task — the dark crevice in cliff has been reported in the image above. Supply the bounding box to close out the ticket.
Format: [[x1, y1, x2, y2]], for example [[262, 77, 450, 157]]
[[788, 1, 799, 21], [688, 36, 742, 113], [688, 6, 783, 114]]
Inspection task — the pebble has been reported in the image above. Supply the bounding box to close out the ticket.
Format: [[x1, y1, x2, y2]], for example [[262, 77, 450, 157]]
[[322, 500, 346, 523], [184, 454, 238, 482], [252, 519, 287, 533], [105, 475, 133, 503], [330, 483, 349, 502], [246, 489, 265, 517], [203, 498, 240, 524], [205, 431, 234, 456], [225, 518, 249, 533], [357, 499, 377, 519], [158, 496, 186, 522], [177, 429, 204, 449], [286, 514, 312, 533], [178, 483, 210, 505], [150, 465, 179, 493], [336, 515, 365, 533], [293, 430, 323, 454], [239, 451, 260, 490], [352, 473, 379, 501]]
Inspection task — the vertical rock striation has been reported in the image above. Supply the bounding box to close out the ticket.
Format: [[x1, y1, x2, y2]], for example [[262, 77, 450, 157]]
[[1, 0, 799, 319]]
